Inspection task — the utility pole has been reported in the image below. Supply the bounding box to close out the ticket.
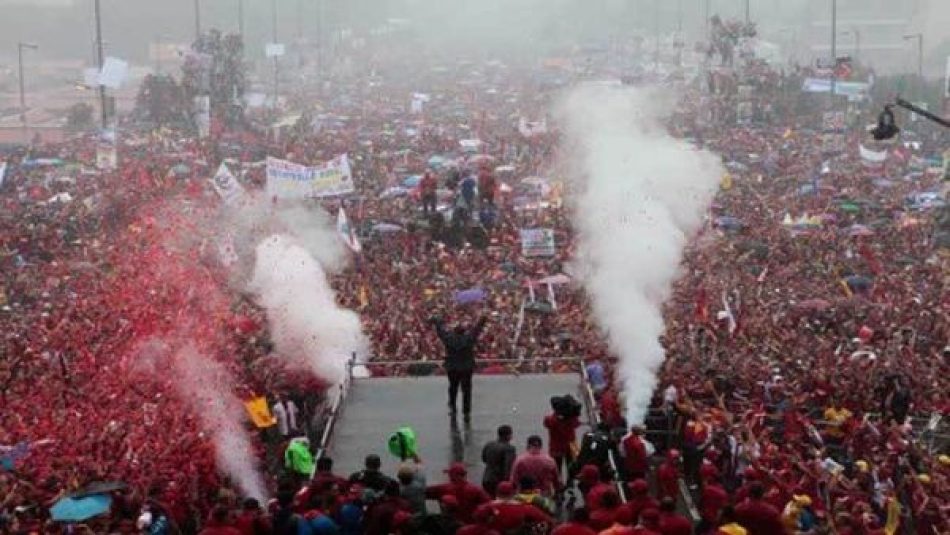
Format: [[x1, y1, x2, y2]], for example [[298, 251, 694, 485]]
[[745, 0, 750, 24], [829, 0, 837, 109], [194, 0, 202, 42], [273, 0, 279, 109], [238, 0, 245, 38], [903, 33, 924, 81], [17, 42, 38, 143], [94, 0, 107, 128]]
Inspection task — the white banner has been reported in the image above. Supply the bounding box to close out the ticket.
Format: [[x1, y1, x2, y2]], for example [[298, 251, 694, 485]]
[[266, 154, 355, 199], [210, 163, 246, 205], [518, 117, 548, 137], [0, 161, 6, 187], [194, 95, 211, 139], [96, 146, 117, 170], [336, 207, 362, 253], [859, 144, 887, 166], [519, 228, 556, 257], [265, 43, 286, 58], [98, 57, 129, 89], [945, 56, 950, 99]]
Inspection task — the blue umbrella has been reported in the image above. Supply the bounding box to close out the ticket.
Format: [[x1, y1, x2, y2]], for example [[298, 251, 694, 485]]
[[402, 175, 421, 188], [454, 288, 486, 305], [50, 494, 112, 523], [844, 275, 872, 292], [715, 216, 743, 230]]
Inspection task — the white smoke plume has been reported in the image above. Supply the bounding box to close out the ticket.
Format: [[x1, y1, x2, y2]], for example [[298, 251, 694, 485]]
[[171, 343, 267, 501], [559, 85, 723, 423], [249, 234, 370, 386]]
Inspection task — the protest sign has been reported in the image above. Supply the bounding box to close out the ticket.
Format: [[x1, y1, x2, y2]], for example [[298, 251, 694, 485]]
[[95, 146, 117, 170], [210, 162, 246, 205], [859, 144, 887, 167], [97, 57, 129, 89], [337, 207, 362, 253], [266, 154, 355, 199], [243, 397, 276, 428], [265, 43, 285, 58], [518, 117, 548, 137], [520, 228, 555, 257]]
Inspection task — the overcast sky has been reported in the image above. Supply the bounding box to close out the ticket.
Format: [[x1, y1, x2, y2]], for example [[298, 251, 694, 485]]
[[0, 0, 946, 76]]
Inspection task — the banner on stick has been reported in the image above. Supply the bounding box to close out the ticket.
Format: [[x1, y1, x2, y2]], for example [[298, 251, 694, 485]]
[[210, 162, 246, 205], [519, 228, 555, 257], [266, 154, 354, 199]]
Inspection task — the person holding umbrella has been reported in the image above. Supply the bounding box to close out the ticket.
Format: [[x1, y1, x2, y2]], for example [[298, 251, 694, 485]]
[[429, 315, 487, 420]]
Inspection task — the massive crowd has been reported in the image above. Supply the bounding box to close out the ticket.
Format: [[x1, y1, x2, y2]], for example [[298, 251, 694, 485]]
[[1, 19, 948, 535]]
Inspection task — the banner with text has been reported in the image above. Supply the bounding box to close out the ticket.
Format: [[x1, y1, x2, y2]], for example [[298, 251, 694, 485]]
[[519, 228, 556, 257], [266, 154, 354, 199]]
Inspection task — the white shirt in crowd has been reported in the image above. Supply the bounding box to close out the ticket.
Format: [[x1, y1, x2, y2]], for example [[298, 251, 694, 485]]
[[272, 399, 299, 436]]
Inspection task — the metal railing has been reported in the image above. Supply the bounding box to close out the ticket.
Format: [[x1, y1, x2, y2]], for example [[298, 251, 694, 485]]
[[579, 362, 627, 502]]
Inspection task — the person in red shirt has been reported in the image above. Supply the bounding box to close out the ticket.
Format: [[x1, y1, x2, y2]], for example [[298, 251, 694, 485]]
[[233, 498, 272, 535], [657, 450, 682, 501], [589, 489, 624, 531], [631, 508, 664, 535], [198, 506, 242, 535], [621, 479, 659, 525], [426, 462, 491, 524], [734, 483, 784, 535], [552, 507, 598, 535], [544, 404, 581, 475], [579, 465, 615, 512], [472, 481, 553, 534], [477, 166, 495, 207], [657, 497, 693, 535], [420, 170, 438, 215], [621, 426, 650, 482], [510, 435, 561, 497], [699, 475, 729, 534]]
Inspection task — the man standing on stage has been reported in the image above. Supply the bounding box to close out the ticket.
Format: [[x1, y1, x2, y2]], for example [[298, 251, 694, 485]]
[[429, 315, 487, 419]]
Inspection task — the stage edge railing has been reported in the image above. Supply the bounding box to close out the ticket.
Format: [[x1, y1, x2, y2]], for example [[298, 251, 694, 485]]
[[579, 363, 627, 503]]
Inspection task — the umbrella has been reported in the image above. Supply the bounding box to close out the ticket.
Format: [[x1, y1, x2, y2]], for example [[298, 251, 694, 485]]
[[838, 201, 861, 213], [454, 288, 486, 304], [379, 186, 409, 199], [427, 155, 447, 169], [847, 224, 874, 237], [70, 481, 127, 499], [845, 275, 873, 292], [402, 175, 421, 188], [537, 274, 571, 285], [467, 154, 496, 166], [50, 494, 112, 523], [372, 223, 404, 233], [796, 298, 831, 311], [715, 216, 743, 230]]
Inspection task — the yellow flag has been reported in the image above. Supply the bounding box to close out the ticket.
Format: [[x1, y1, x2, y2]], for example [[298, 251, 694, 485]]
[[244, 396, 277, 428], [359, 285, 369, 309], [884, 496, 900, 535], [721, 173, 733, 190]]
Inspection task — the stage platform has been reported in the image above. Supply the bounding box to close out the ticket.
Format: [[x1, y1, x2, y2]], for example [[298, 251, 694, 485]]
[[326, 373, 584, 487]]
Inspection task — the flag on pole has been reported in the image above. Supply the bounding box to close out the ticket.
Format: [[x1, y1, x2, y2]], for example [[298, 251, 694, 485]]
[[210, 162, 247, 205], [337, 207, 362, 253]]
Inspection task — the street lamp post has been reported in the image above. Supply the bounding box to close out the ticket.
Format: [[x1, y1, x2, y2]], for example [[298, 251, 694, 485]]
[[273, 0, 279, 108], [744, 0, 750, 24], [93, 0, 107, 128], [17, 42, 38, 142], [903, 33, 923, 81], [238, 0, 245, 38], [194, 0, 202, 41], [829, 0, 837, 109]]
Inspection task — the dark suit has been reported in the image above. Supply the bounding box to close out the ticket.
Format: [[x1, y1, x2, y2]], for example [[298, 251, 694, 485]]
[[433, 317, 487, 415]]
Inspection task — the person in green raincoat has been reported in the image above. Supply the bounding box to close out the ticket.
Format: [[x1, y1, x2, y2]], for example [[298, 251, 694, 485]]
[[285, 436, 314, 482], [388, 426, 419, 462]]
